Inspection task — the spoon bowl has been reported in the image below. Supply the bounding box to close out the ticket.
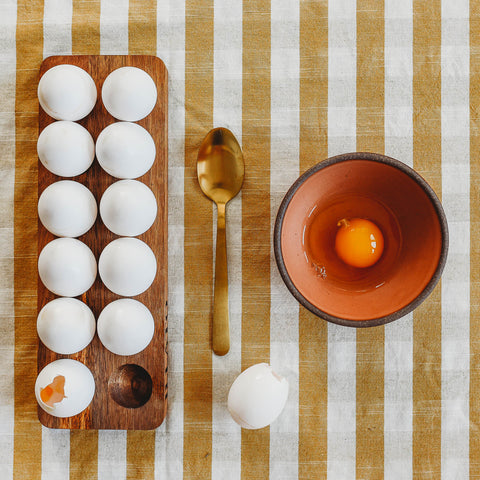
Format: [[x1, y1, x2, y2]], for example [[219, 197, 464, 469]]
[[197, 127, 244, 355]]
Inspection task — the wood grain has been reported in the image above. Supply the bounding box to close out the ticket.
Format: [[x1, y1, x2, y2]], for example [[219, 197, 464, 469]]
[[37, 55, 168, 430]]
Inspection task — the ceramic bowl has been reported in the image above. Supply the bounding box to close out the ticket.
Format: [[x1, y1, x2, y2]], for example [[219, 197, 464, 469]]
[[274, 152, 449, 327]]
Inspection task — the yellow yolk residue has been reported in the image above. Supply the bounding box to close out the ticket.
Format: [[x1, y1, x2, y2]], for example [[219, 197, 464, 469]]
[[335, 218, 384, 268], [40, 375, 66, 407]]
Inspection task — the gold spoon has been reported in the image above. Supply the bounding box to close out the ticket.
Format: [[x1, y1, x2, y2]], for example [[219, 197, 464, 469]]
[[197, 127, 244, 356]]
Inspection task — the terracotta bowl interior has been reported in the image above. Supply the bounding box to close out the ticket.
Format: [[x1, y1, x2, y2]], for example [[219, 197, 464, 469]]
[[278, 158, 445, 323]]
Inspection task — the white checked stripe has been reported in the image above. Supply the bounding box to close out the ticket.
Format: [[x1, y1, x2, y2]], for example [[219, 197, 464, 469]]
[[270, 0, 300, 479], [98, 430, 126, 480], [100, 0, 128, 54], [0, 1, 16, 477], [211, 0, 242, 478], [327, 0, 356, 158], [97, 5, 129, 479], [155, 1, 185, 478], [41, 428, 70, 480], [41, 1, 72, 477], [441, 0, 470, 478], [384, 1, 413, 479], [327, 0, 357, 478], [43, 0, 72, 56]]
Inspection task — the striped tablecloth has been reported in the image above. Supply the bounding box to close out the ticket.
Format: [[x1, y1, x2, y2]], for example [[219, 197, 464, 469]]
[[1, 0, 476, 478]]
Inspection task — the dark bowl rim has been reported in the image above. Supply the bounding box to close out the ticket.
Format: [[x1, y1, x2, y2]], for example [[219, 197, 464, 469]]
[[273, 152, 449, 328]]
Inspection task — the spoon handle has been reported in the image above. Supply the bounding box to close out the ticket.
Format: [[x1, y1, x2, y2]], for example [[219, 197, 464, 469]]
[[213, 202, 230, 356]]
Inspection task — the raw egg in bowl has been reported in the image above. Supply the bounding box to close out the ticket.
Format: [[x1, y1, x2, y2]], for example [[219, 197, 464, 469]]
[[273, 152, 449, 327]]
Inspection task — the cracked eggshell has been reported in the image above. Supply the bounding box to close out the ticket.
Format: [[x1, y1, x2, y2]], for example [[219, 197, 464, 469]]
[[96, 122, 156, 179], [101, 66, 157, 121], [38, 181, 97, 238], [37, 121, 95, 177], [38, 238, 97, 297], [227, 363, 289, 430], [37, 298, 96, 355], [35, 359, 95, 418], [100, 180, 157, 236], [38, 65, 97, 121], [97, 299, 154, 356], [98, 238, 157, 296]]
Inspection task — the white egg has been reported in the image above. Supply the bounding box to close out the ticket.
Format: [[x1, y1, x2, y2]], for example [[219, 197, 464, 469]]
[[96, 122, 156, 179], [37, 298, 96, 354], [227, 363, 289, 430], [38, 238, 97, 297], [38, 65, 97, 121], [35, 359, 95, 418], [38, 181, 97, 237], [100, 180, 157, 236], [99, 238, 156, 296], [101, 67, 157, 121], [97, 299, 154, 355], [37, 121, 95, 177]]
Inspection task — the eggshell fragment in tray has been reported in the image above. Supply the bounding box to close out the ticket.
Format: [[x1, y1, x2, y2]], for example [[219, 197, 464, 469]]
[[97, 299, 154, 356], [227, 363, 289, 429], [37, 121, 95, 177], [38, 180, 97, 238], [100, 180, 157, 236], [37, 298, 96, 355], [101, 66, 157, 121], [35, 359, 95, 418], [38, 238, 97, 297], [38, 64, 97, 121], [99, 238, 157, 296], [96, 122, 156, 179]]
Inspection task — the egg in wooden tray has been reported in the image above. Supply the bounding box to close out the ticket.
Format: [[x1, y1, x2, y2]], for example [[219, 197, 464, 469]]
[[36, 55, 168, 430]]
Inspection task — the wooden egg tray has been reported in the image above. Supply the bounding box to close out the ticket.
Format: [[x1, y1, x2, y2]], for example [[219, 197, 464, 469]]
[[37, 55, 168, 430]]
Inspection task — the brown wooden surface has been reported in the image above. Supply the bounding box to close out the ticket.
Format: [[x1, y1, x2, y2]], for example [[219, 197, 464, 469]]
[[37, 55, 168, 430]]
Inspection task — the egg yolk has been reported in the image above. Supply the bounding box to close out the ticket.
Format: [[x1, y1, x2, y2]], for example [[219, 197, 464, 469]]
[[335, 218, 384, 268], [40, 375, 66, 407]]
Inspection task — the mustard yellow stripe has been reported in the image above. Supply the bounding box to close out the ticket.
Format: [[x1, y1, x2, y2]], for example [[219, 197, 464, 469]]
[[70, 431, 98, 480], [183, 1, 214, 479], [129, 0, 157, 55], [69, 4, 100, 479], [298, 1, 328, 478], [471, 2, 480, 477], [72, 0, 100, 54], [241, 1, 271, 478], [355, 1, 385, 478], [412, 1, 442, 478], [14, 1, 44, 479], [126, 431, 155, 480]]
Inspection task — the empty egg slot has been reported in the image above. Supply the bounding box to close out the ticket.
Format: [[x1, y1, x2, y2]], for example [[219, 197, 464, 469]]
[[108, 363, 153, 409]]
